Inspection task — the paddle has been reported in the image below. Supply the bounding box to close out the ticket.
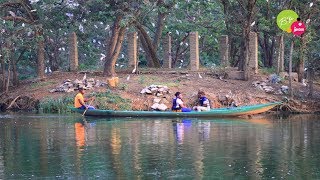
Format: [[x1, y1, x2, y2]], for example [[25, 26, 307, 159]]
[[82, 97, 95, 116]]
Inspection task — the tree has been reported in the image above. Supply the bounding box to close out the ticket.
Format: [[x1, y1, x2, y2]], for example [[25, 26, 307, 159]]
[[233, 0, 257, 80], [1, 0, 45, 79]]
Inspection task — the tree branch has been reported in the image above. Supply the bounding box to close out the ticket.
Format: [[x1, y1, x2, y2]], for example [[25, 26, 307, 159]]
[[1, 16, 33, 24]]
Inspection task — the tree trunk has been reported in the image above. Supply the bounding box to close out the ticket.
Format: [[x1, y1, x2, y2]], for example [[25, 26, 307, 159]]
[[11, 58, 18, 86], [36, 27, 45, 79], [297, 36, 306, 83], [11, 48, 26, 87], [46, 35, 59, 71], [269, 38, 275, 67], [139, 33, 155, 67], [243, 0, 257, 80], [0, 56, 5, 92], [275, 35, 282, 74], [136, 23, 161, 68], [279, 35, 284, 72], [243, 39, 250, 80], [153, 12, 166, 49], [5, 63, 10, 94], [103, 27, 126, 77], [103, 15, 123, 77], [50, 45, 59, 71], [307, 68, 314, 98], [288, 39, 294, 98]]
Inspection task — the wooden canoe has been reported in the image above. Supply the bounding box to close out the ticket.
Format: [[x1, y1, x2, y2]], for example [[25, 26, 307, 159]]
[[70, 102, 281, 118]]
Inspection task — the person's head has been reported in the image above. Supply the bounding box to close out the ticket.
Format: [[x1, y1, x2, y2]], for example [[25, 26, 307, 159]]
[[198, 90, 205, 98], [175, 92, 182, 98], [78, 87, 85, 94]]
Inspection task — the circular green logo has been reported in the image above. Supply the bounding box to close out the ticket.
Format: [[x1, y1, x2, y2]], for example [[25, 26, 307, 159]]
[[276, 10, 299, 32]]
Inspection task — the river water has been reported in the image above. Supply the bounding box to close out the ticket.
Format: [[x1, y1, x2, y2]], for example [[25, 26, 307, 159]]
[[0, 114, 320, 179]]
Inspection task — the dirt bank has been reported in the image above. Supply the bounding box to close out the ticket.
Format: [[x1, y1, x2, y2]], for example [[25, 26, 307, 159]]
[[1, 69, 320, 113]]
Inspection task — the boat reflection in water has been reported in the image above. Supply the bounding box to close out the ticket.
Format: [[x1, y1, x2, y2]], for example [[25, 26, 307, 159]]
[[173, 119, 212, 144]]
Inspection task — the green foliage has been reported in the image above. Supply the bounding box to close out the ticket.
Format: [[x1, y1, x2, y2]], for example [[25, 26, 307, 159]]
[[118, 83, 128, 91], [30, 81, 55, 89], [1, 0, 320, 80], [91, 91, 132, 110], [39, 96, 74, 113], [260, 67, 276, 75]]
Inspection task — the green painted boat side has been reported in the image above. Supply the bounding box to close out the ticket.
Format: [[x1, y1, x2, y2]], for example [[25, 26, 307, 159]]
[[70, 102, 281, 118]]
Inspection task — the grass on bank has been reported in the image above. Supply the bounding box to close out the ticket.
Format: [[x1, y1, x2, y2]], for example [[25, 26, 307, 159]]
[[39, 90, 132, 113]]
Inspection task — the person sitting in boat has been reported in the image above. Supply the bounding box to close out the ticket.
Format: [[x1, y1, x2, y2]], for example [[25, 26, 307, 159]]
[[172, 92, 192, 112], [74, 87, 95, 110], [193, 90, 210, 112]]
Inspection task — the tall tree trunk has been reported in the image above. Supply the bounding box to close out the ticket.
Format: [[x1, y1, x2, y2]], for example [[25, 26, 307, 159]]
[[269, 38, 275, 67], [103, 27, 126, 77], [50, 45, 59, 71], [307, 67, 314, 98], [0, 56, 5, 92], [139, 0, 168, 68], [5, 63, 10, 94], [242, 0, 257, 80], [36, 27, 45, 79], [297, 36, 306, 83], [288, 39, 294, 98], [139, 33, 155, 67], [11, 58, 18, 86], [153, 12, 165, 49], [279, 35, 284, 72], [103, 15, 123, 77], [136, 23, 161, 67], [11, 48, 26, 87], [276, 35, 282, 74]]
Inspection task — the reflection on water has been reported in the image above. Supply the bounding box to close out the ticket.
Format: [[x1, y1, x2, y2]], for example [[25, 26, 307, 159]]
[[0, 114, 320, 179]]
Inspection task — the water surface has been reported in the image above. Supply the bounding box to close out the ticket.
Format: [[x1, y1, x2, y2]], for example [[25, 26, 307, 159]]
[[0, 114, 320, 179]]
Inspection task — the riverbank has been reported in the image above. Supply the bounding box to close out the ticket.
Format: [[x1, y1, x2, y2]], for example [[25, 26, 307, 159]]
[[1, 69, 320, 113]]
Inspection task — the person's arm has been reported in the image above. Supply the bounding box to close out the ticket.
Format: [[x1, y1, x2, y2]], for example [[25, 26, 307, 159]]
[[78, 98, 86, 107], [177, 99, 186, 108], [203, 99, 209, 107], [84, 96, 95, 102]]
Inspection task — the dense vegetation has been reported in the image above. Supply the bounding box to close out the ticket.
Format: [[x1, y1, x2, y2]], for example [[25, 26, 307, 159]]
[[0, 0, 319, 94]]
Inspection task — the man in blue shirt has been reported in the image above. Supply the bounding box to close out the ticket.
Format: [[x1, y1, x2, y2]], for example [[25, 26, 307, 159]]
[[193, 91, 211, 111]]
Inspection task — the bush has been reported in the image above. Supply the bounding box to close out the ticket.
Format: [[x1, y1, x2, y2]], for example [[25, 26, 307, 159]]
[[39, 95, 74, 113]]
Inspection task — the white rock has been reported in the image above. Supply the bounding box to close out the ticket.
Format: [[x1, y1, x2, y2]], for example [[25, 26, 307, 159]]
[[66, 88, 74, 93], [145, 89, 152, 94], [151, 103, 159, 110], [264, 86, 274, 93], [153, 98, 161, 103], [87, 78, 95, 82], [95, 80, 101, 87], [86, 83, 93, 88], [150, 87, 158, 92], [260, 82, 267, 87], [252, 81, 260, 87], [158, 104, 168, 111], [158, 88, 165, 92], [140, 89, 147, 94]]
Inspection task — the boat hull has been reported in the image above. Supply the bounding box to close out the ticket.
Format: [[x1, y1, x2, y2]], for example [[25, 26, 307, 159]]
[[70, 102, 281, 118]]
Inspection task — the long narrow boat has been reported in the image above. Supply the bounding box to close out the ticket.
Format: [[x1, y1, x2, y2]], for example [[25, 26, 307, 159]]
[[71, 102, 281, 118]]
